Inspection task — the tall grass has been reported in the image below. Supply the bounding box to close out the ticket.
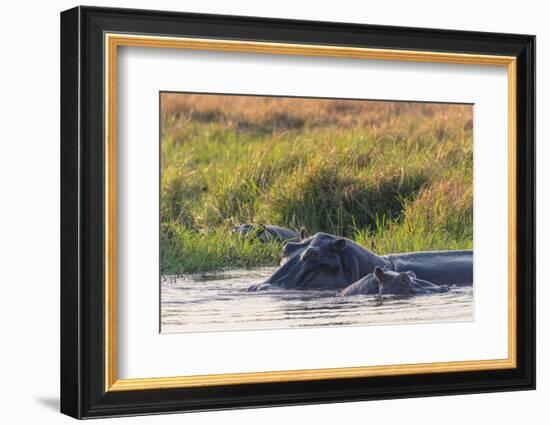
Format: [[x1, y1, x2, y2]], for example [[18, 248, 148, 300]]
[[161, 223, 282, 275], [160, 93, 473, 275]]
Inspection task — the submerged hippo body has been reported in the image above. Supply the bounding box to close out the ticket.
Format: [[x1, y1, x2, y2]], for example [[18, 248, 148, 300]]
[[385, 250, 472, 287], [232, 224, 298, 243], [248, 232, 472, 291], [339, 267, 449, 297]]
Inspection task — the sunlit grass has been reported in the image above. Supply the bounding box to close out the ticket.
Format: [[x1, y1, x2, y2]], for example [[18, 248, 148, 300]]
[[160, 94, 473, 274]]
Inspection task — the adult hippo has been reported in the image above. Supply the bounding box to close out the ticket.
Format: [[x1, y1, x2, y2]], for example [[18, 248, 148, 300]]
[[232, 224, 298, 243], [339, 266, 450, 297], [248, 231, 472, 291]]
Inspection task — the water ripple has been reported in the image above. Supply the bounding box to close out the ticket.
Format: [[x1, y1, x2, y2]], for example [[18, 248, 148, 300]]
[[161, 267, 474, 333]]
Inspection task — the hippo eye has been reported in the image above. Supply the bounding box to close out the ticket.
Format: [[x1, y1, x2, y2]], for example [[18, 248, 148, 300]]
[[398, 273, 410, 284], [307, 252, 319, 261], [302, 250, 319, 263]]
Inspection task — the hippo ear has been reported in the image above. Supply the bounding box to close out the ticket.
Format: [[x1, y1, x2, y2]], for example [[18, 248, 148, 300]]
[[299, 227, 309, 240], [374, 266, 387, 282], [332, 238, 347, 252]]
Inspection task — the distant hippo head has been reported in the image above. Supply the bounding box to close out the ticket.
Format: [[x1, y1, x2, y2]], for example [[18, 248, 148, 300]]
[[232, 223, 298, 243], [339, 266, 450, 297], [232, 223, 255, 237], [248, 230, 387, 291]]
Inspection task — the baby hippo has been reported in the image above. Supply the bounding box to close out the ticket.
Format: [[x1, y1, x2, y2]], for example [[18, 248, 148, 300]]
[[339, 266, 449, 297]]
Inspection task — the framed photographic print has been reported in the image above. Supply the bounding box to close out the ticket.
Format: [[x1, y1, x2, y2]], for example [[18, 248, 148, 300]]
[[60, 6, 535, 419]]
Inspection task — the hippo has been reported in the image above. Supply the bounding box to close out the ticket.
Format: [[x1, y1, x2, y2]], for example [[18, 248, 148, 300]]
[[232, 224, 298, 243], [248, 231, 472, 291], [339, 266, 449, 297]]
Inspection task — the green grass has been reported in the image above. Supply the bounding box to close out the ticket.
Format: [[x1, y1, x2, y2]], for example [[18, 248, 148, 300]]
[[160, 95, 473, 275], [161, 223, 282, 275]]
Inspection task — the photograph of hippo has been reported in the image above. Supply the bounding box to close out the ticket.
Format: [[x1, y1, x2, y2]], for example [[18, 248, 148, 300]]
[[160, 92, 474, 333]]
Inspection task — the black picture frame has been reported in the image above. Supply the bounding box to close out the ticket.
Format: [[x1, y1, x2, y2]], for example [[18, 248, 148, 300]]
[[60, 5, 535, 419]]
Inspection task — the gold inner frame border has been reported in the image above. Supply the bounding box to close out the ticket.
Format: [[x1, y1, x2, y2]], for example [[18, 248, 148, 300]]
[[104, 33, 517, 392]]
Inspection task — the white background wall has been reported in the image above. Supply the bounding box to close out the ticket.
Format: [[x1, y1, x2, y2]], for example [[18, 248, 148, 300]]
[[0, 0, 545, 423]]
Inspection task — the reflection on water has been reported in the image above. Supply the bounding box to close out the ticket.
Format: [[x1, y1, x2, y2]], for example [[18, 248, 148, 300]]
[[161, 267, 474, 333]]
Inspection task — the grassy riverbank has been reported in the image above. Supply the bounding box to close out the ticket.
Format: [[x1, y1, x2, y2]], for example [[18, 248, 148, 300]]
[[161, 94, 473, 275]]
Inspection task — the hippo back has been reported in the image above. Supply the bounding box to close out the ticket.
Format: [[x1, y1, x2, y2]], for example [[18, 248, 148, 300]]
[[262, 225, 298, 242], [386, 250, 473, 286]]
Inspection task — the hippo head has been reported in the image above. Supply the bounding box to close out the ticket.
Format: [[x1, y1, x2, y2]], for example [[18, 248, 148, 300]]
[[232, 223, 254, 237], [371, 267, 449, 297], [232, 223, 271, 242], [249, 230, 384, 291]]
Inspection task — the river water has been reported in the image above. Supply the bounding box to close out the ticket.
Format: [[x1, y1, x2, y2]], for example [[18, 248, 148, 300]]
[[161, 267, 473, 333]]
